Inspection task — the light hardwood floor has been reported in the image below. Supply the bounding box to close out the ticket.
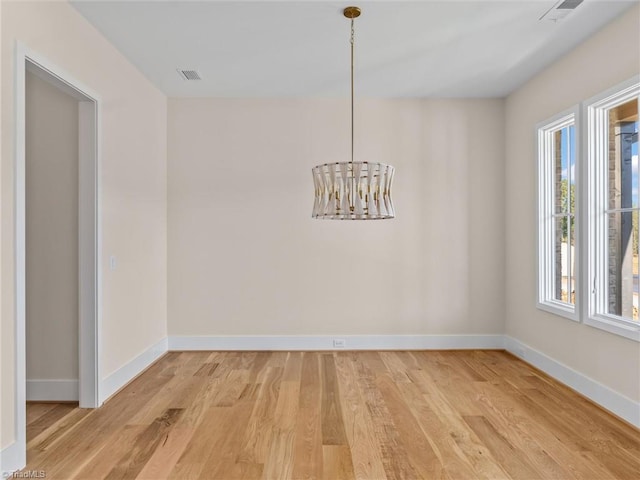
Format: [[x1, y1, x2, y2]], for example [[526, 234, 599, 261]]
[[23, 350, 640, 479]]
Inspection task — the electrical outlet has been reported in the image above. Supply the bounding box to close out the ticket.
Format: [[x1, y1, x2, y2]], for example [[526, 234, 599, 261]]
[[333, 339, 346, 349]]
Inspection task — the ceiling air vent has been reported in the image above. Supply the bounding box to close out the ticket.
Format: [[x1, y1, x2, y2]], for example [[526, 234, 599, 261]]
[[540, 0, 584, 22], [177, 69, 202, 81]]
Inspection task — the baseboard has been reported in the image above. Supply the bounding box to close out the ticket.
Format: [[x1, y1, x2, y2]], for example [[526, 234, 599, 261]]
[[26, 379, 78, 402], [101, 337, 168, 404], [168, 334, 505, 351], [504, 336, 640, 428], [0, 440, 25, 478]]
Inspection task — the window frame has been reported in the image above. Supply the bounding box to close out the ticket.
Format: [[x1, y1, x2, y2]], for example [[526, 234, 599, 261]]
[[584, 77, 640, 342], [536, 106, 580, 322]]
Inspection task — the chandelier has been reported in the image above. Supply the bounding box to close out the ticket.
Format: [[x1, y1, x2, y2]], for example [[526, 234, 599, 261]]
[[311, 6, 396, 220]]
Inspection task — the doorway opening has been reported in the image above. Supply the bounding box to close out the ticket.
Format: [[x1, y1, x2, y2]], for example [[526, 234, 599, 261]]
[[14, 45, 101, 466]]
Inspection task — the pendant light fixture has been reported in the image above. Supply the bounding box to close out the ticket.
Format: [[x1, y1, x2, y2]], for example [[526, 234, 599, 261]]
[[312, 6, 395, 220]]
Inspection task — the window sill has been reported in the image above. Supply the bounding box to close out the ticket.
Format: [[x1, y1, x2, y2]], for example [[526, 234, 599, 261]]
[[537, 300, 578, 322], [585, 315, 640, 342]]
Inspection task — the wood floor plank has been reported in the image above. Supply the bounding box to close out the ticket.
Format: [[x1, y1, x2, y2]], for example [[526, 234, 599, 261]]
[[464, 415, 541, 479], [202, 402, 256, 479], [471, 380, 575, 479], [334, 353, 387, 480], [246, 351, 271, 383], [168, 407, 233, 480], [320, 354, 348, 446], [378, 352, 412, 383], [26, 403, 58, 426], [292, 353, 323, 480], [105, 408, 184, 480], [27, 407, 91, 451], [376, 373, 443, 479], [127, 375, 194, 425], [262, 378, 301, 479], [441, 351, 488, 382], [273, 380, 300, 432], [525, 374, 640, 451], [235, 351, 260, 371], [165, 461, 204, 480], [413, 369, 512, 480], [352, 352, 419, 480], [298, 352, 321, 411], [212, 369, 250, 407], [172, 377, 221, 428], [135, 427, 195, 480], [29, 373, 173, 478], [282, 351, 304, 382], [292, 407, 323, 480], [146, 351, 181, 376], [20, 350, 640, 480], [322, 445, 355, 480], [193, 362, 220, 377], [583, 445, 640, 480], [237, 366, 283, 464], [483, 358, 640, 479], [197, 460, 263, 480], [262, 428, 296, 480], [414, 352, 485, 416], [173, 351, 214, 377], [73, 425, 147, 480], [357, 351, 389, 376], [395, 351, 423, 371], [26, 404, 76, 441], [459, 351, 501, 382], [265, 351, 288, 368], [203, 371, 263, 479], [395, 380, 478, 480]]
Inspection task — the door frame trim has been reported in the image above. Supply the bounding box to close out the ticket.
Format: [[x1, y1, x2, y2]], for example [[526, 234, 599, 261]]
[[13, 42, 102, 467]]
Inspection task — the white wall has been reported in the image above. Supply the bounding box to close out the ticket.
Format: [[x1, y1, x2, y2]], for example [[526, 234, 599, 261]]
[[505, 5, 640, 403], [25, 71, 79, 384], [168, 98, 505, 337], [1, 1, 167, 450]]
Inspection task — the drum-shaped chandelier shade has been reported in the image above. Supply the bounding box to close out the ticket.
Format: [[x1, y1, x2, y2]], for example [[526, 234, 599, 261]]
[[311, 6, 396, 220], [312, 162, 395, 219]]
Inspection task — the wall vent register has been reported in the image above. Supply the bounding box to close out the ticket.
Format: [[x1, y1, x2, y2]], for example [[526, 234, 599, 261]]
[[177, 69, 202, 81]]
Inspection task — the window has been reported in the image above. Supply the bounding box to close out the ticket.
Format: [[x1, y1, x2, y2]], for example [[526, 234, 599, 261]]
[[586, 80, 640, 341], [536, 79, 640, 341], [537, 108, 579, 320]]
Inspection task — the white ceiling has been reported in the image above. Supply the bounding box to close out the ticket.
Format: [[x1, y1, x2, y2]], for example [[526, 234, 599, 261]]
[[70, 0, 638, 98]]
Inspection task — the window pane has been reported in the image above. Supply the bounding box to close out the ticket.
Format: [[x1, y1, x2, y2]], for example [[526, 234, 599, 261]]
[[608, 99, 638, 211], [606, 211, 639, 321], [554, 126, 575, 214], [635, 209, 639, 321], [568, 126, 576, 214], [537, 110, 578, 318], [554, 214, 575, 304], [634, 125, 639, 209]]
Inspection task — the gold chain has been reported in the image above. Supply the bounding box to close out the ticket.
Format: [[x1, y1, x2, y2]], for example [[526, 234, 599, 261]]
[[350, 18, 354, 165]]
